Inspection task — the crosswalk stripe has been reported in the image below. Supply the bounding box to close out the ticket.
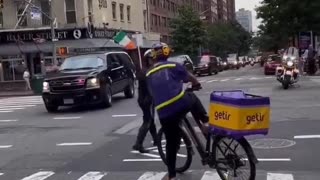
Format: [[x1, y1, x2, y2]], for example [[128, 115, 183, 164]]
[[200, 171, 220, 180], [78, 171, 107, 180], [137, 172, 167, 180], [0, 105, 36, 108], [267, 173, 294, 180], [235, 78, 243, 80], [21, 171, 55, 180], [0, 108, 24, 111], [207, 79, 218, 83]]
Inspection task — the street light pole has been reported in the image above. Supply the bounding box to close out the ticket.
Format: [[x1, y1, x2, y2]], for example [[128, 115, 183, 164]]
[[49, 0, 57, 65]]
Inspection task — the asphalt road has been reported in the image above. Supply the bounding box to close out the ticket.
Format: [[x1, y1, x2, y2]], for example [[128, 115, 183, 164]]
[[0, 64, 319, 179]]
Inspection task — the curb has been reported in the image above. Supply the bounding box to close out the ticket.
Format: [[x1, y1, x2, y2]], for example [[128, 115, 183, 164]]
[[0, 93, 36, 98]]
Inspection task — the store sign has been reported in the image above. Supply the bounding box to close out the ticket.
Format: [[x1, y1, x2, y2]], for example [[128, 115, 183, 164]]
[[93, 28, 134, 39], [0, 28, 138, 44], [98, 0, 108, 9]]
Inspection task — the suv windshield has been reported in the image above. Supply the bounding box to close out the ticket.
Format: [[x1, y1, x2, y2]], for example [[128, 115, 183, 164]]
[[168, 56, 185, 63], [268, 55, 282, 62], [60, 56, 104, 70]]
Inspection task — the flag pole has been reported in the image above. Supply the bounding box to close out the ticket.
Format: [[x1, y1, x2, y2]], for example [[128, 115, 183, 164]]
[[135, 32, 143, 70]]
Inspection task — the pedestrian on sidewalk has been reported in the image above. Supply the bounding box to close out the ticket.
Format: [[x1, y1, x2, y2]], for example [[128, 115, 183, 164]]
[[23, 68, 31, 91], [132, 49, 157, 153]]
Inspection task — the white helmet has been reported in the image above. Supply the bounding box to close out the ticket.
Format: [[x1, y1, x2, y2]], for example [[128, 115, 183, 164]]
[[144, 49, 152, 58]]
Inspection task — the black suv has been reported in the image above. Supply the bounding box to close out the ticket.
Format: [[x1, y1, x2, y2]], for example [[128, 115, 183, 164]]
[[42, 51, 136, 112]]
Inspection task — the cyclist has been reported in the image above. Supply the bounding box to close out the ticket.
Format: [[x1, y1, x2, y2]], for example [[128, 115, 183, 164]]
[[132, 49, 158, 153], [146, 42, 209, 180]]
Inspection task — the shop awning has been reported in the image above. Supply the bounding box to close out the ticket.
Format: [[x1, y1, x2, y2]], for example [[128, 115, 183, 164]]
[[0, 38, 122, 56]]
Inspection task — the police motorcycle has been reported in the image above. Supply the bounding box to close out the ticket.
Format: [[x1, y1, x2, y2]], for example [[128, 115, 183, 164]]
[[276, 55, 299, 89]]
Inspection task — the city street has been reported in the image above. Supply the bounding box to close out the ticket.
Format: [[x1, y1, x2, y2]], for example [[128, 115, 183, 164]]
[[0, 64, 319, 180]]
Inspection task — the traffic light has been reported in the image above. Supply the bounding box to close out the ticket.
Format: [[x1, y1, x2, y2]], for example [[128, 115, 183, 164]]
[[0, 0, 3, 9], [57, 47, 69, 56]]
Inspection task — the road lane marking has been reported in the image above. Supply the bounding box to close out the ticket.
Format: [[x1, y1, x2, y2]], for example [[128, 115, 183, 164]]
[[267, 173, 294, 180], [207, 79, 218, 83], [201, 171, 220, 180], [265, 76, 273, 79], [220, 79, 229, 82], [0, 111, 13, 113], [235, 78, 243, 81], [78, 171, 107, 180], [151, 149, 187, 158], [0, 105, 35, 108], [56, 142, 92, 146], [131, 151, 161, 158], [0, 108, 24, 111], [123, 159, 162, 162], [137, 172, 167, 180], [294, 135, 320, 139], [21, 171, 55, 180], [112, 114, 137, 117], [198, 80, 205, 83], [114, 118, 141, 134], [53, 117, 82, 120], [0, 119, 18, 122], [250, 77, 260, 80], [0, 145, 12, 149], [244, 158, 291, 162]]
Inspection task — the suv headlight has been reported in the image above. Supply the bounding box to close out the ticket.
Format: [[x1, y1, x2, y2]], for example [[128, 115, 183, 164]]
[[287, 61, 294, 67], [86, 78, 100, 89], [43, 82, 49, 92]]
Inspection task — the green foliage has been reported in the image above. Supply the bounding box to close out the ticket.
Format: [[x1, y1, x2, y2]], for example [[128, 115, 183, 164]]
[[255, 0, 320, 51], [205, 22, 252, 57], [169, 5, 206, 60], [169, 6, 252, 59]]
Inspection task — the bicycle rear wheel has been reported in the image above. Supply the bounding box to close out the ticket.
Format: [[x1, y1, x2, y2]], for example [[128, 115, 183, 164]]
[[212, 136, 256, 180], [157, 128, 193, 173]]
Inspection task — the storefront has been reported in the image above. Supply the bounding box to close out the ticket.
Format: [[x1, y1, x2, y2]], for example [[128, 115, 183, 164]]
[[0, 27, 136, 89]]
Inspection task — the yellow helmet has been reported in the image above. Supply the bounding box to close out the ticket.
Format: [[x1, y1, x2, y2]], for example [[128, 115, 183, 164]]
[[151, 42, 171, 60]]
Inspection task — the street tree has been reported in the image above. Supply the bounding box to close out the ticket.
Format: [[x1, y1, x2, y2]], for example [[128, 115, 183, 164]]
[[169, 5, 206, 61]]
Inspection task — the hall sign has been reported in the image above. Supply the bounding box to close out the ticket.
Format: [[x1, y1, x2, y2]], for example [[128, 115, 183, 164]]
[[0, 28, 137, 44]]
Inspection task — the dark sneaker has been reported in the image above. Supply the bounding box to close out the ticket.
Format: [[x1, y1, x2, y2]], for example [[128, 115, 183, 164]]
[[132, 145, 150, 153]]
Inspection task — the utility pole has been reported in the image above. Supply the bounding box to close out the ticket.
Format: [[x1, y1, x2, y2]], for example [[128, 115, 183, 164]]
[[49, 0, 57, 65]]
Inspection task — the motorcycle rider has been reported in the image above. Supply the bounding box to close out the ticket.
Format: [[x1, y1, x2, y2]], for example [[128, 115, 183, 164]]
[[132, 49, 157, 153], [146, 42, 209, 180]]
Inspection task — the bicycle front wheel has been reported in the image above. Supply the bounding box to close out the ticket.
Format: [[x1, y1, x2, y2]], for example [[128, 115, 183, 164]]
[[212, 136, 256, 180], [157, 128, 193, 173]]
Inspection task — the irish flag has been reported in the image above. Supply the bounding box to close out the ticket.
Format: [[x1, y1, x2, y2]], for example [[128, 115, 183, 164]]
[[113, 31, 136, 50]]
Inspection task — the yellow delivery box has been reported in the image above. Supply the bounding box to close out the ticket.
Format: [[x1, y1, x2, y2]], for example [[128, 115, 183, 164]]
[[209, 90, 270, 138]]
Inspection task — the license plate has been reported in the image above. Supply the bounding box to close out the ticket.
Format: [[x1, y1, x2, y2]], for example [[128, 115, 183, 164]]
[[63, 99, 74, 104], [285, 71, 292, 75]]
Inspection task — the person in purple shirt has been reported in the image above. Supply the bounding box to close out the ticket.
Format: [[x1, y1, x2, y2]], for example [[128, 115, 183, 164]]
[[146, 43, 209, 180]]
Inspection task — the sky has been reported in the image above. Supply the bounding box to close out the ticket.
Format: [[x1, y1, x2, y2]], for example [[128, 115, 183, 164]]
[[235, 0, 262, 31]]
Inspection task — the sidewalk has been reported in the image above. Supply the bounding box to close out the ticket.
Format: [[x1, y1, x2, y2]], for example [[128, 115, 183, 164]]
[[0, 90, 34, 98]]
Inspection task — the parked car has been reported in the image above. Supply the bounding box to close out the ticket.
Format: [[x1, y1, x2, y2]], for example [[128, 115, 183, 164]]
[[227, 54, 240, 69], [264, 54, 282, 75], [194, 55, 220, 76], [168, 55, 194, 73], [217, 57, 227, 71], [42, 52, 136, 112]]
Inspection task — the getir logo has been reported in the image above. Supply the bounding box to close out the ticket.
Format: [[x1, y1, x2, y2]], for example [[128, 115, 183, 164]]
[[214, 111, 231, 121], [246, 113, 264, 125]]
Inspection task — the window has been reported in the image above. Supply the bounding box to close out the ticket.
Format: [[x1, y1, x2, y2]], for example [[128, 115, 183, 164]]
[[41, 1, 50, 26], [88, 0, 93, 23], [162, 17, 166, 27], [120, 4, 124, 21], [143, 10, 147, 30], [127, 6, 131, 22], [112, 2, 117, 20], [17, 4, 28, 27], [65, 0, 76, 24]]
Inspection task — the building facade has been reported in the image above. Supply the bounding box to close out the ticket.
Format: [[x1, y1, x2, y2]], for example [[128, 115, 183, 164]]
[[217, 0, 228, 22], [226, 0, 235, 21], [203, 0, 218, 23], [146, 0, 204, 44], [236, 8, 252, 32], [0, 0, 150, 86]]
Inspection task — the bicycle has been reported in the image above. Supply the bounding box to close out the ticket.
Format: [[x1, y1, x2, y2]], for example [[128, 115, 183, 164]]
[[156, 86, 258, 180]]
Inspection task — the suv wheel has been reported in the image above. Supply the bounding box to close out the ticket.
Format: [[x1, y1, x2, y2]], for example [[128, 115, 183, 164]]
[[102, 85, 112, 108], [124, 79, 135, 98], [208, 68, 213, 75], [45, 104, 58, 113]]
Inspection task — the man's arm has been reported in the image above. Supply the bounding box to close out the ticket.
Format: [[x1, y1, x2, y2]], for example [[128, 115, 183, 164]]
[[186, 71, 200, 86]]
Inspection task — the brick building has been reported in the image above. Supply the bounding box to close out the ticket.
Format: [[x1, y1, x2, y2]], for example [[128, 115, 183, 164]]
[[146, 0, 204, 43], [226, 0, 236, 21]]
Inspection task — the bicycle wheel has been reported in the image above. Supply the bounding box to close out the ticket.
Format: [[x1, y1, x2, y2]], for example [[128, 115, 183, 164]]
[[212, 136, 256, 180], [157, 128, 193, 173]]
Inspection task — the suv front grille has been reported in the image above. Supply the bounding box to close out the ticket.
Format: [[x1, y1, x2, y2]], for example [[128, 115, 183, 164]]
[[49, 78, 85, 93]]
